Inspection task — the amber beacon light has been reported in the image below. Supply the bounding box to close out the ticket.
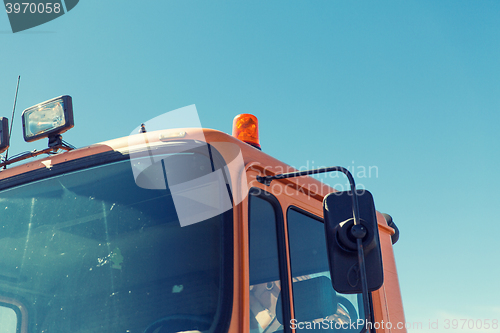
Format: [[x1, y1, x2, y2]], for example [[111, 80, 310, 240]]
[[232, 114, 261, 149]]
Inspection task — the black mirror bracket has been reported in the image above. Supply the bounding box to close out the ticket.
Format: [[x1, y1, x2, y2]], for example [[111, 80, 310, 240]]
[[257, 167, 373, 333]]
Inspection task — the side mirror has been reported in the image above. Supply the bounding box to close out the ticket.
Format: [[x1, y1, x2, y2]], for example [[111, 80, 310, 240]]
[[0, 117, 9, 154], [323, 190, 383, 294]]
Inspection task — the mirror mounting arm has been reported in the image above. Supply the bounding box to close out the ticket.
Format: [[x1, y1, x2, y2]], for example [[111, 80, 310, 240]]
[[257, 167, 372, 333]]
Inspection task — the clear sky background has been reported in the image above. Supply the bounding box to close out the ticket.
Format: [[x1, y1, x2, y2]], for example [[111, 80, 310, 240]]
[[1, 1, 500, 332]]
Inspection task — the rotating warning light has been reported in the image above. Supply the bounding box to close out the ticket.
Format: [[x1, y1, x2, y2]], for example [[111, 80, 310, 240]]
[[22, 95, 74, 142], [232, 114, 260, 149]]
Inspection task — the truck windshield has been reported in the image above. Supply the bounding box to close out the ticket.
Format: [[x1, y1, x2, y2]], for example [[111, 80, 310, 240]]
[[0, 152, 232, 333]]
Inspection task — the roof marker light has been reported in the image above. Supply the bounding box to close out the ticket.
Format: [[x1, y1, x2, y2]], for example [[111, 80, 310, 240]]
[[232, 114, 261, 149]]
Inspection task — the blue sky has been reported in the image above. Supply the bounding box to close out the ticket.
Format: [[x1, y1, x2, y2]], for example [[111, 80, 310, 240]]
[[1, 1, 500, 331]]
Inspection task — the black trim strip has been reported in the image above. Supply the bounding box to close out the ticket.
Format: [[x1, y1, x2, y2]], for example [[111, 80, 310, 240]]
[[0, 150, 128, 191], [210, 208, 234, 333]]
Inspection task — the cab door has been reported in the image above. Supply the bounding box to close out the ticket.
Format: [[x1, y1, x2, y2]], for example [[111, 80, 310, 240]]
[[247, 182, 365, 333]]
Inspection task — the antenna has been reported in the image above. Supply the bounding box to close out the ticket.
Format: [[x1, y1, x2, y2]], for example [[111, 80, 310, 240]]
[[4, 75, 20, 163]]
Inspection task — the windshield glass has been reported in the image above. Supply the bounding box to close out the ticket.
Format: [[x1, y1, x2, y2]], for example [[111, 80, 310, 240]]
[[0, 152, 232, 333]]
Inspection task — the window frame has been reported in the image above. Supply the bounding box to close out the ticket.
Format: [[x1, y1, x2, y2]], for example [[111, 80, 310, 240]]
[[248, 187, 292, 333]]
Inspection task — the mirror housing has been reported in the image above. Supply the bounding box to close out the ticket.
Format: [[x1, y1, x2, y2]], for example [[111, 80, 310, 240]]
[[0, 117, 9, 154], [323, 190, 384, 294]]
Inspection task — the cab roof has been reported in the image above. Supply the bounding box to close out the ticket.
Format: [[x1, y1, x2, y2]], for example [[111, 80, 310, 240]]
[[0, 128, 334, 201]]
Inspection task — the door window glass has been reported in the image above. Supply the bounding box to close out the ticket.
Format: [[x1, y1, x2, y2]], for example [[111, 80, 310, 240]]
[[249, 195, 284, 333], [287, 208, 364, 332]]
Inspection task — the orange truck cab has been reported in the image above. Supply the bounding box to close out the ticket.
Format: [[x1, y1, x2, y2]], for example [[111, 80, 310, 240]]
[[0, 97, 405, 333]]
